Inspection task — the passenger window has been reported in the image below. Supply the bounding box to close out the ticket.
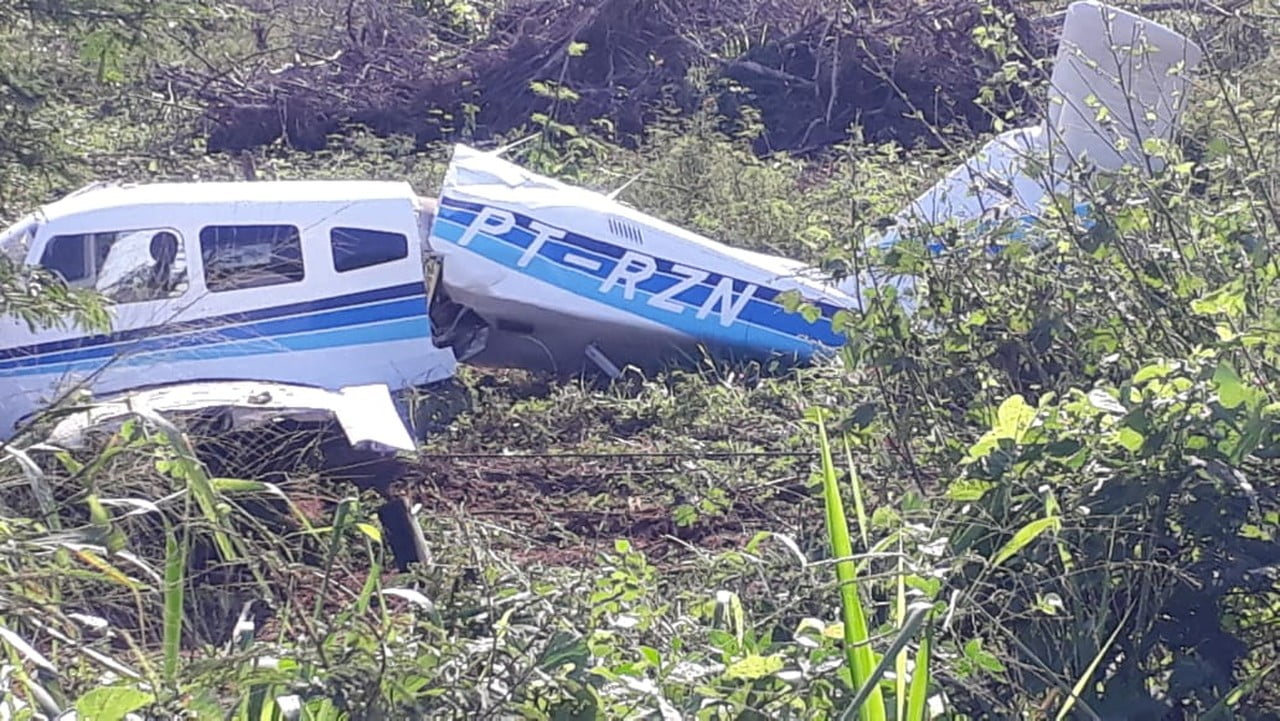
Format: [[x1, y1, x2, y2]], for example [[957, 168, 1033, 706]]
[[199, 225, 304, 292], [39, 229, 189, 304], [330, 227, 408, 272]]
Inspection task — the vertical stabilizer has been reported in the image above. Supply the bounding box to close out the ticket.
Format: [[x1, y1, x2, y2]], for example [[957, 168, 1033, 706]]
[[836, 2, 1202, 302], [1046, 0, 1203, 174]]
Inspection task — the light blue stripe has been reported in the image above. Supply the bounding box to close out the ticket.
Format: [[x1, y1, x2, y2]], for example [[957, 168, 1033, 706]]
[[3, 296, 428, 372], [0, 316, 431, 378]]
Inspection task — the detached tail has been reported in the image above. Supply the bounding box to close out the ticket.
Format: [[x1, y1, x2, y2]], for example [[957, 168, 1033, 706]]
[[836, 1, 1203, 302]]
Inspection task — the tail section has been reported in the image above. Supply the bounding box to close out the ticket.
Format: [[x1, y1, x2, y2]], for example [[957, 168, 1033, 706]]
[[838, 1, 1202, 299]]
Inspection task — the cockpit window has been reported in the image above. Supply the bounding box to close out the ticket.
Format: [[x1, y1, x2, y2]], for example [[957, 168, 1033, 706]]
[[39, 228, 190, 304], [41, 234, 92, 282], [0, 217, 37, 263]]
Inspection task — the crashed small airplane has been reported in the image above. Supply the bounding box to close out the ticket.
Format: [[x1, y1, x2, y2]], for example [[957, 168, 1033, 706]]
[[0, 2, 1201, 566]]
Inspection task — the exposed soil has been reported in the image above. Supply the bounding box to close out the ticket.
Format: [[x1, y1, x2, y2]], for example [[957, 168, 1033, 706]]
[[165, 0, 1048, 156], [404, 452, 815, 566]]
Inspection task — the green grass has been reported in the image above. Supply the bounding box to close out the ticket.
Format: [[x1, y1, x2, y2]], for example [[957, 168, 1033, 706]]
[[3, 1, 1280, 718]]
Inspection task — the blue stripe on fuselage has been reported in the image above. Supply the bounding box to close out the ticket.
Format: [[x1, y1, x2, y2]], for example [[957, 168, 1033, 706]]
[[2, 316, 432, 378], [0, 283, 429, 374], [431, 214, 840, 358], [434, 200, 847, 352], [438, 198, 851, 323]]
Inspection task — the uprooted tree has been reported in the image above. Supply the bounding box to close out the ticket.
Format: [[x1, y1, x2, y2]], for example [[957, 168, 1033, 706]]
[[163, 0, 1049, 155]]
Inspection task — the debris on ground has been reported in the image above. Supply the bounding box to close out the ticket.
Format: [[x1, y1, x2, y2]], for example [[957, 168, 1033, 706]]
[[165, 0, 1045, 155]]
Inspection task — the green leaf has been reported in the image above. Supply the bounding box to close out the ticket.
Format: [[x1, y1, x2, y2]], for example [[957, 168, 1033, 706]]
[[1115, 427, 1144, 453], [843, 437, 870, 549], [946, 479, 995, 502], [814, 415, 886, 720], [75, 685, 155, 721], [1191, 281, 1246, 318], [536, 631, 590, 674], [1133, 362, 1173, 384], [724, 653, 784, 680], [991, 516, 1061, 567], [841, 603, 933, 720], [163, 526, 186, 684], [355, 522, 382, 543], [905, 628, 932, 721], [210, 477, 273, 493], [1214, 362, 1257, 410], [969, 395, 1039, 459], [871, 506, 901, 528], [1035, 593, 1065, 615], [964, 639, 1007, 674], [1086, 388, 1125, 415], [995, 394, 1037, 440], [639, 645, 661, 668]]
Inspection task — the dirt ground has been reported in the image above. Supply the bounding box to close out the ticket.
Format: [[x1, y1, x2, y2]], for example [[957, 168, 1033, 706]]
[[172, 0, 1046, 156], [405, 451, 816, 566]]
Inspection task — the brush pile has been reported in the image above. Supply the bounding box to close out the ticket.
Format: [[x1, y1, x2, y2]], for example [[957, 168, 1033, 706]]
[[164, 0, 1046, 155]]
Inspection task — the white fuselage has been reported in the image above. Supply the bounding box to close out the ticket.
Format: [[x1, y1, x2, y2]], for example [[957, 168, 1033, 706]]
[[0, 1, 1202, 440], [0, 181, 457, 439]]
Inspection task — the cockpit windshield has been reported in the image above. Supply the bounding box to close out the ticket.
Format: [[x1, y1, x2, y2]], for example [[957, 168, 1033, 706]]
[[0, 216, 38, 263]]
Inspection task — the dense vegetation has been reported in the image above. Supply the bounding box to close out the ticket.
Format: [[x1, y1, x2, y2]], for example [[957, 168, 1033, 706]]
[[3, 1, 1280, 719]]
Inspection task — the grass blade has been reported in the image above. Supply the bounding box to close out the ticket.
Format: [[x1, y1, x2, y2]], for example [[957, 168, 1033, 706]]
[[0, 624, 58, 674], [315, 498, 355, 623], [4, 446, 58, 529], [162, 522, 186, 685], [992, 516, 1061, 568], [839, 602, 931, 720], [906, 624, 932, 721], [134, 407, 237, 562], [1202, 658, 1280, 720], [1055, 608, 1130, 721], [895, 549, 907, 721], [842, 436, 870, 550], [816, 413, 885, 721]]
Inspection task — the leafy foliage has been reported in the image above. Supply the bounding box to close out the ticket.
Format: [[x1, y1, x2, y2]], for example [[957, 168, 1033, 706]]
[[2, 1, 1280, 719]]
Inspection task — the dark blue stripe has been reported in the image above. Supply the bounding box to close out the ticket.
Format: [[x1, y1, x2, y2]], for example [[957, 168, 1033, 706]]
[[0, 282, 426, 363], [0, 316, 434, 379], [0, 296, 428, 371]]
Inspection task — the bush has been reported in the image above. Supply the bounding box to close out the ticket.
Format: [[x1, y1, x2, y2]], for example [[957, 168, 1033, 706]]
[[3, 1, 1280, 719]]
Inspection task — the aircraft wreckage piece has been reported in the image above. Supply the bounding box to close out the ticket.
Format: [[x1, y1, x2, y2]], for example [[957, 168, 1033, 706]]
[[0, 180, 458, 440], [840, 1, 1204, 312], [425, 144, 859, 375], [427, 1, 1202, 367], [43, 380, 416, 452], [40, 380, 431, 570], [0, 1, 1199, 563]]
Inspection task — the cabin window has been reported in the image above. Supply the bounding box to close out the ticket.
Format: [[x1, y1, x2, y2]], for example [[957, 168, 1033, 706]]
[[330, 227, 408, 272], [38, 229, 189, 304], [199, 224, 304, 292]]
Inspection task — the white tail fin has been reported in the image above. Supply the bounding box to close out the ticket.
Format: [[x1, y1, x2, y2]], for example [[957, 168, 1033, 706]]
[[1046, 1, 1203, 174], [836, 2, 1202, 302]]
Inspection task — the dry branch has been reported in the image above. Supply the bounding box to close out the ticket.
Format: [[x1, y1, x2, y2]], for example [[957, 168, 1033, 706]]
[[161, 0, 1048, 155]]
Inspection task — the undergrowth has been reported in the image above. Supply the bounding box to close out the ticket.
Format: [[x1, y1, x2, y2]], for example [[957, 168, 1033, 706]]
[[3, 1, 1280, 719]]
